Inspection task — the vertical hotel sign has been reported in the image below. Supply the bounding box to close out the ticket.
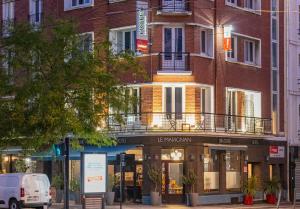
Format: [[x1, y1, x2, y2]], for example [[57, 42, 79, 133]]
[[81, 153, 107, 194], [136, 1, 148, 53]]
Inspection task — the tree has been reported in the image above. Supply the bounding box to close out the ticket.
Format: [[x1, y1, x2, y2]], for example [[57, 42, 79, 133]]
[[0, 20, 144, 152]]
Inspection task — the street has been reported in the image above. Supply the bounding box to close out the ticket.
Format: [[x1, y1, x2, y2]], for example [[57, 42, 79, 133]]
[[50, 203, 300, 209]]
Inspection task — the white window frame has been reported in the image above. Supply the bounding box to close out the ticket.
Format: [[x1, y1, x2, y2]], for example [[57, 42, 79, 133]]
[[162, 85, 185, 114], [2, 1, 14, 37], [79, 32, 94, 52], [109, 28, 136, 54], [200, 29, 214, 58], [64, 0, 94, 11], [244, 40, 256, 65], [244, 0, 260, 10], [29, 0, 42, 26]]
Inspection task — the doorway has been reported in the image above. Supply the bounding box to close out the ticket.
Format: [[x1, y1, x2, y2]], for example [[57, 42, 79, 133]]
[[161, 148, 185, 203]]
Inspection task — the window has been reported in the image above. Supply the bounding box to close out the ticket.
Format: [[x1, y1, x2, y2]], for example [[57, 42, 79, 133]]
[[226, 151, 241, 190], [244, 0, 260, 10], [226, 36, 237, 61], [2, 0, 14, 36], [64, 0, 93, 10], [226, 0, 237, 5], [200, 29, 213, 57], [2, 49, 14, 85], [165, 87, 183, 119], [204, 147, 219, 192], [244, 40, 255, 64], [80, 33, 93, 52], [29, 0, 42, 26], [109, 29, 136, 54]]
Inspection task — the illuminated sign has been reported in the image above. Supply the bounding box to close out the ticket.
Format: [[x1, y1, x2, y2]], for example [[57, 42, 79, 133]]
[[82, 153, 107, 194], [136, 1, 148, 53], [223, 25, 233, 51]]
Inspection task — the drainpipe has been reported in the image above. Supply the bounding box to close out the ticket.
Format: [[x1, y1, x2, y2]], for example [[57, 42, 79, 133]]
[[213, 0, 217, 114]]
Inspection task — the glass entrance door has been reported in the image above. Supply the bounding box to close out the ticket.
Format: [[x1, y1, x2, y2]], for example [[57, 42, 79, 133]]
[[162, 161, 184, 203]]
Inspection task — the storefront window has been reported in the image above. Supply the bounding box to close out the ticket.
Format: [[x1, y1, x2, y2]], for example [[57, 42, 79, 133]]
[[226, 151, 241, 190], [161, 149, 184, 161], [203, 147, 219, 192]]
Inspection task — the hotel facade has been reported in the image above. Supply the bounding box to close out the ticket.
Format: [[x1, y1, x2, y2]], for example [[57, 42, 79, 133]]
[[1, 0, 287, 205]]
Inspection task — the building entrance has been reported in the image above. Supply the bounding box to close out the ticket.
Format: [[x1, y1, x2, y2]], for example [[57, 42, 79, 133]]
[[161, 148, 185, 203]]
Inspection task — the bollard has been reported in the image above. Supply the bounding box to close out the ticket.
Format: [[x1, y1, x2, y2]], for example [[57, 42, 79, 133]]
[[43, 203, 48, 209]]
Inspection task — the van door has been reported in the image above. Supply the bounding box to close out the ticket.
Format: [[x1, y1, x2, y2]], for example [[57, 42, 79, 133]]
[[36, 175, 50, 203], [23, 175, 40, 203]]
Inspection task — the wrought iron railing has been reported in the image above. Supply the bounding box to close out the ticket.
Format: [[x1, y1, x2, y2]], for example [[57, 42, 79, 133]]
[[159, 0, 190, 13], [100, 112, 272, 135], [159, 52, 190, 72]]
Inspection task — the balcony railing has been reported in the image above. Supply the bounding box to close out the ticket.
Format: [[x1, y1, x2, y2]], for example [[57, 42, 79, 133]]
[[28, 13, 43, 28], [159, 0, 190, 13], [2, 19, 15, 37], [159, 52, 190, 72], [101, 112, 272, 135]]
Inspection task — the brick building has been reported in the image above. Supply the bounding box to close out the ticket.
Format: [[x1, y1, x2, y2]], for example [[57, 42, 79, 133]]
[[1, 0, 287, 205]]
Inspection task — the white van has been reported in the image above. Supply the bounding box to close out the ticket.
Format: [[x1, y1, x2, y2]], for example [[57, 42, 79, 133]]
[[0, 173, 51, 209]]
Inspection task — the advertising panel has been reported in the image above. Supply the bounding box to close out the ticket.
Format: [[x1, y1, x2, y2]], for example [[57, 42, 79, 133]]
[[82, 153, 107, 194]]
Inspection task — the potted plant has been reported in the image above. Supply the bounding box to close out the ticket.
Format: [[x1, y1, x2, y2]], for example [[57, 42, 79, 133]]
[[182, 170, 198, 207], [51, 175, 64, 203], [70, 179, 81, 204], [265, 177, 280, 204], [243, 176, 258, 205], [106, 174, 118, 205], [147, 165, 161, 206]]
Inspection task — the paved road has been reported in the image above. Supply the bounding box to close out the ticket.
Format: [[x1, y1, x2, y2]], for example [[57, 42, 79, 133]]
[[50, 203, 300, 209]]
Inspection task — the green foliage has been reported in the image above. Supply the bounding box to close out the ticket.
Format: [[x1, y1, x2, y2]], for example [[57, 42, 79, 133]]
[[70, 179, 80, 192], [51, 175, 64, 189], [265, 176, 280, 195], [147, 165, 161, 193], [0, 19, 145, 151], [243, 176, 258, 196], [182, 170, 197, 193], [15, 159, 27, 173]]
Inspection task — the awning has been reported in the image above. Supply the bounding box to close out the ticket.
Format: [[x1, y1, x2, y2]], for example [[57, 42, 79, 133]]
[[31, 144, 138, 161], [204, 143, 248, 151]]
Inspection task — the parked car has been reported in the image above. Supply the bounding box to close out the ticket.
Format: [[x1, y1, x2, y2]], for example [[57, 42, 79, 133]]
[[0, 173, 51, 209]]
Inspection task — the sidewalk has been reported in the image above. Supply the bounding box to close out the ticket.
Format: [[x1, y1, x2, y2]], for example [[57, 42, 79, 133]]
[[50, 203, 300, 209]]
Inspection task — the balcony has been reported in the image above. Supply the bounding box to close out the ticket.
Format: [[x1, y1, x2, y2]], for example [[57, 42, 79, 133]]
[[2, 19, 15, 37], [28, 13, 43, 28], [157, 0, 191, 16], [158, 52, 190, 74], [101, 112, 272, 135]]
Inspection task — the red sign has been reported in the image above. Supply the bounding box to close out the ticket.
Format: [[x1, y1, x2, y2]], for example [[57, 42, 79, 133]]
[[137, 39, 148, 53], [223, 38, 231, 51], [269, 146, 285, 158]]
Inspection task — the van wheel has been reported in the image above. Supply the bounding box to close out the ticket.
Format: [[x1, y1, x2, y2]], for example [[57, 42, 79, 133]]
[[9, 199, 19, 209]]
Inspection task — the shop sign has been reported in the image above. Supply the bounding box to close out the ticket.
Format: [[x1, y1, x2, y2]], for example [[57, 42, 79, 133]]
[[269, 146, 285, 158], [157, 136, 192, 143], [81, 153, 107, 194], [136, 1, 148, 53]]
